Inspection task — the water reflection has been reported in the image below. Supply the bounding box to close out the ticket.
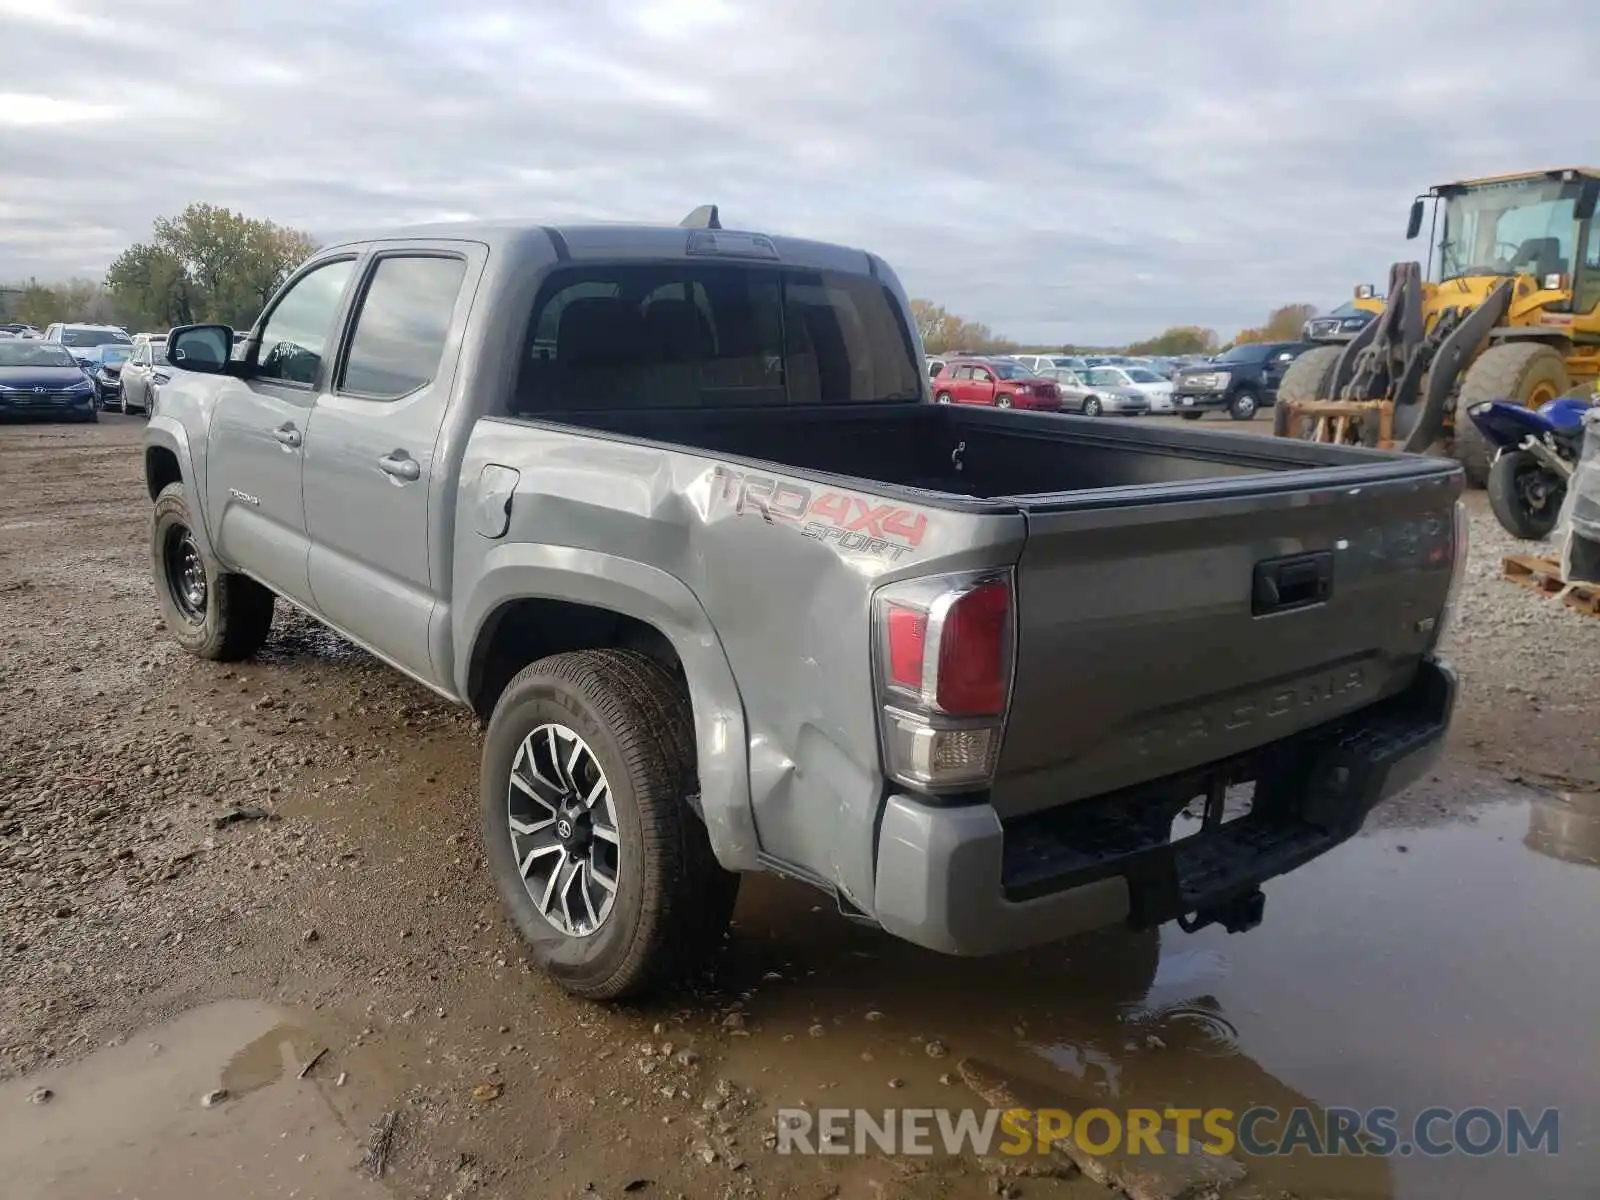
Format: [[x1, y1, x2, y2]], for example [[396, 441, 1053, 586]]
[[1524, 790, 1600, 868]]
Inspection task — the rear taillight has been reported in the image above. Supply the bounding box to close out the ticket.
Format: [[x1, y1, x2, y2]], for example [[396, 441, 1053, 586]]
[[873, 570, 1015, 792], [1429, 499, 1469, 650]]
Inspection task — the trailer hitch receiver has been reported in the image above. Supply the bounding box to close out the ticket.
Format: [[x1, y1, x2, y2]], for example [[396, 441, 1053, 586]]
[[1177, 887, 1266, 935]]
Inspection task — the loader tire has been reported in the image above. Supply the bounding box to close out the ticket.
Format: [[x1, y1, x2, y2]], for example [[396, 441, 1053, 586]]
[[1272, 345, 1342, 439], [1454, 343, 1570, 488]]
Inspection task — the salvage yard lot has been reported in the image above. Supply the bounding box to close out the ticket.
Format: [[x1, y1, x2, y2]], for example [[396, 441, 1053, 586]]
[[2, 415, 1598, 1200]]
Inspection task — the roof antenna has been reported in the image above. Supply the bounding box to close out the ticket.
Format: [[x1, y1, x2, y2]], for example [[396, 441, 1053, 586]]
[[680, 204, 721, 230]]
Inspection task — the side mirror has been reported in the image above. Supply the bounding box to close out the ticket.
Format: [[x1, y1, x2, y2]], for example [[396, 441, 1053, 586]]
[[167, 323, 235, 374], [1406, 197, 1425, 240]]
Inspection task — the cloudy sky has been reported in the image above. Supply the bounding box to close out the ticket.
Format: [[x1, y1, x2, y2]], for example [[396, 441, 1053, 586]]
[[1, 0, 1594, 344]]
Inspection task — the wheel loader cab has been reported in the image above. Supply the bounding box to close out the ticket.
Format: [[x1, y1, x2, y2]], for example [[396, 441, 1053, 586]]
[[1276, 167, 1600, 484]]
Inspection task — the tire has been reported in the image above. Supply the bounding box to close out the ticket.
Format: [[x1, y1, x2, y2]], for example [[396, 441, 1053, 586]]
[[1082, 396, 1102, 417], [1454, 343, 1571, 488], [120, 391, 129, 416], [1180, 411, 1203, 421], [995, 395, 1012, 409], [935, 392, 952, 404], [1228, 389, 1259, 421], [1486, 449, 1565, 540], [150, 482, 274, 661], [480, 650, 739, 1001], [1273, 344, 1343, 438]]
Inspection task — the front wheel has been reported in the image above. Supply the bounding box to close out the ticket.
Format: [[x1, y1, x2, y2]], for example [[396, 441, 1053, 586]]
[[1228, 390, 1259, 421], [480, 650, 739, 1000], [935, 392, 952, 404], [151, 482, 274, 660], [1082, 396, 1102, 417], [1180, 411, 1203, 421], [995, 395, 1012, 409], [1486, 450, 1566, 540]]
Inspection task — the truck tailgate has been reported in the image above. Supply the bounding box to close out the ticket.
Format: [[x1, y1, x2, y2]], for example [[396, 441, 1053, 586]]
[[992, 466, 1461, 819]]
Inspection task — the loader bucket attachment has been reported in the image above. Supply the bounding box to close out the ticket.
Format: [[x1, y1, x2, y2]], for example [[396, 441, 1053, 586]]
[[1275, 262, 1510, 454]]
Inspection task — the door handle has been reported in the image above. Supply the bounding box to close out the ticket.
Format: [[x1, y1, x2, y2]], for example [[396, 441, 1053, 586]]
[[378, 451, 421, 482], [273, 423, 302, 448]]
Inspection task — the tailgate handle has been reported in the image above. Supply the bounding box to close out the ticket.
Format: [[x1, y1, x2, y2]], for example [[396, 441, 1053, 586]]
[[1252, 551, 1333, 615]]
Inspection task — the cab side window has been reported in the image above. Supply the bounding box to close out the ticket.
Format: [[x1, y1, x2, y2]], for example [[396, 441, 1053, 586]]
[[256, 259, 357, 386]]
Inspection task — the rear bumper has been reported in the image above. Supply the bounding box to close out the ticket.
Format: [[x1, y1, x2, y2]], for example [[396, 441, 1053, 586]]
[[872, 657, 1455, 956]]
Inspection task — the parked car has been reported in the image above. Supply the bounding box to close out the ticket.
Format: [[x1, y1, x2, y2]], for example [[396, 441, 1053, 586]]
[[1083, 365, 1174, 413], [74, 344, 135, 409], [0, 323, 41, 339], [143, 214, 1460, 1001], [119, 339, 171, 414], [0, 339, 98, 422], [932, 357, 1063, 410], [924, 356, 946, 381], [1304, 302, 1376, 343], [1012, 353, 1089, 375], [1171, 341, 1315, 421], [1041, 367, 1147, 417], [44, 322, 132, 350]]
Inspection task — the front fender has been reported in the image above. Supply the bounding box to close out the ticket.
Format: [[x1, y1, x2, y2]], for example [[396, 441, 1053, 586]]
[[455, 545, 758, 872], [144, 415, 217, 562]]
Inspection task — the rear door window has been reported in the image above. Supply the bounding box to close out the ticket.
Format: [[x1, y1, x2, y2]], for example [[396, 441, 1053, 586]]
[[513, 264, 921, 412]]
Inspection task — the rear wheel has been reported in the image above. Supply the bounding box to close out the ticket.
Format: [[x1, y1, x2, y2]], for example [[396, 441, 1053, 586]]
[[1454, 343, 1570, 488], [1486, 449, 1565, 540], [480, 650, 738, 1000], [1273, 345, 1343, 438]]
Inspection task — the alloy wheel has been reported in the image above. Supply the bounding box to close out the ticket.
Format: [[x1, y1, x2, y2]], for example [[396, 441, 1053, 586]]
[[506, 723, 621, 938]]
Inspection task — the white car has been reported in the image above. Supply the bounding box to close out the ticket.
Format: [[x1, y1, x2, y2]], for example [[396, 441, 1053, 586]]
[[1091, 365, 1175, 412], [1012, 353, 1090, 375]]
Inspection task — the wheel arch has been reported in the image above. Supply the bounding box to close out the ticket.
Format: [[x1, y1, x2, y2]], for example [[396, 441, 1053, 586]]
[[457, 548, 758, 872], [143, 419, 218, 561]]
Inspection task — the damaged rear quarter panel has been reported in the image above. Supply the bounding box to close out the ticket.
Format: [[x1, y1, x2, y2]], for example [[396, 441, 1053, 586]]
[[451, 418, 1025, 909]]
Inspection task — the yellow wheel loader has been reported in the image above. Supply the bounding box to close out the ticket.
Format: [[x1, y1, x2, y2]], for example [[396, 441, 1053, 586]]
[[1275, 167, 1600, 484]]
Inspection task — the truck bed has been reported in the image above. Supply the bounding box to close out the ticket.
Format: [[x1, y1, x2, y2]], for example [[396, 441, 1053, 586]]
[[531, 401, 1461, 823], [551, 401, 1443, 503]]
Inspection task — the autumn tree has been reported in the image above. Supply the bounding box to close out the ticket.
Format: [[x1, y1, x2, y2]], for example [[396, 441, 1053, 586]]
[[1124, 325, 1219, 356], [106, 203, 317, 332], [908, 298, 1019, 355], [1232, 303, 1318, 346]]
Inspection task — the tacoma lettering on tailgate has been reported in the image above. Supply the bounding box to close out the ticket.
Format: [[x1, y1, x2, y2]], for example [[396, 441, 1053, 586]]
[[1131, 665, 1369, 758], [710, 465, 927, 562]]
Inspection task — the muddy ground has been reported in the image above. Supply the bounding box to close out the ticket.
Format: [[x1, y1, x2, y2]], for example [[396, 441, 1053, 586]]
[[2, 416, 1597, 1200]]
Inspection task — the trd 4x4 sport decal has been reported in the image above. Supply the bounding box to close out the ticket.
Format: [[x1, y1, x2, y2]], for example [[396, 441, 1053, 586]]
[[710, 465, 928, 562]]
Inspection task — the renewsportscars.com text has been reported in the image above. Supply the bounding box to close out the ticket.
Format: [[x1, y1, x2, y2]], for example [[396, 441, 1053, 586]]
[[774, 1105, 1560, 1159]]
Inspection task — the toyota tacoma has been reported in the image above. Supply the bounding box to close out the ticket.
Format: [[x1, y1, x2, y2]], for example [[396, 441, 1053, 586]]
[[143, 209, 1464, 999]]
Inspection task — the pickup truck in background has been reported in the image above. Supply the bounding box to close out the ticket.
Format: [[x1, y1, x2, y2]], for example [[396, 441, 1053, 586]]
[[1172, 341, 1315, 421], [144, 212, 1465, 1001]]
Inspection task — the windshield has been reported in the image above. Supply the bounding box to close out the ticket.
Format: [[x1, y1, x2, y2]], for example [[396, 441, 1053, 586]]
[[0, 343, 78, 368], [1049, 356, 1083, 369], [101, 347, 133, 364], [1084, 368, 1126, 386], [1437, 177, 1580, 281], [1124, 367, 1163, 383], [1219, 344, 1272, 364]]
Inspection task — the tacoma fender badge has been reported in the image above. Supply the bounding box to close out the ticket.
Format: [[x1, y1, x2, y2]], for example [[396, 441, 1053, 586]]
[[228, 488, 260, 506]]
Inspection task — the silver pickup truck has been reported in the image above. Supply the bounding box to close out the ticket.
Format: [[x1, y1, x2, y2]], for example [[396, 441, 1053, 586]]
[[143, 213, 1465, 1000]]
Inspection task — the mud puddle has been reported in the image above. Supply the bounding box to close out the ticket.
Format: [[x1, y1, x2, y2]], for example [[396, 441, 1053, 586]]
[[710, 783, 1600, 1199], [0, 1000, 392, 1200]]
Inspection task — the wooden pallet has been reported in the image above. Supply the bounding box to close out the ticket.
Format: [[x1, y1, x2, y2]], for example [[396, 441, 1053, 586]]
[[1503, 554, 1600, 618]]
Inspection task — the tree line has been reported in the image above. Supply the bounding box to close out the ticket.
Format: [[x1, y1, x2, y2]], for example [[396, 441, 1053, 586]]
[[4, 204, 1320, 355], [3, 203, 316, 334], [911, 299, 1323, 357]]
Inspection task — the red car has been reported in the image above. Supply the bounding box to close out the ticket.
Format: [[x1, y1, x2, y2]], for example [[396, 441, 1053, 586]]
[[930, 357, 1062, 411]]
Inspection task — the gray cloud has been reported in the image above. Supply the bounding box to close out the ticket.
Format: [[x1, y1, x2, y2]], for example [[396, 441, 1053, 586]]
[[2, 0, 1594, 344]]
